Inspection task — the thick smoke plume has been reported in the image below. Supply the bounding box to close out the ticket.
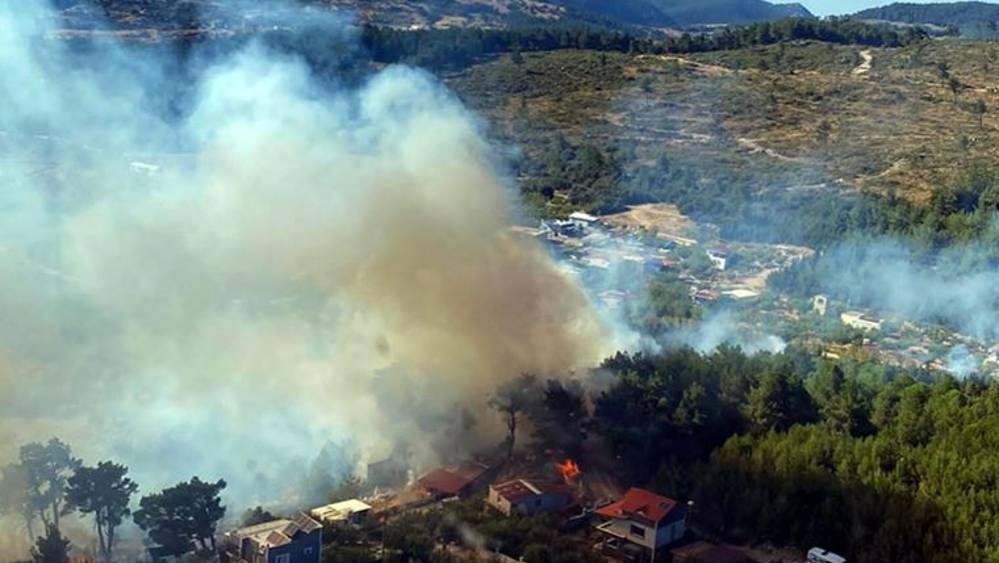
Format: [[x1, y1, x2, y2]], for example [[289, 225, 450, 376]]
[[0, 0, 611, 548]]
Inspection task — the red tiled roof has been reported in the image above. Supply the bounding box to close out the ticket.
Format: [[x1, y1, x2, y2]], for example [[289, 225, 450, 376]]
[[419, 468, 472, 496], [493, 480, 536, 502], [452, 462, 489, 481], [595, 487, 678, 525]]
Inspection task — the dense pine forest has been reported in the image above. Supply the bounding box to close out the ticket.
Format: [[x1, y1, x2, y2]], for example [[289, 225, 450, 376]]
[[593, 347, 999, 563], [360, 17, 927, 71]]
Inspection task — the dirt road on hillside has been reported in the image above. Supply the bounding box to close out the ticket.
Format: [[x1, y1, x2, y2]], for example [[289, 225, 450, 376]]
[[853, 49, 873, 76]]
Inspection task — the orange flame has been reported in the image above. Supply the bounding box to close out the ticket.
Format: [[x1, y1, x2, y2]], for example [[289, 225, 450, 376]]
[[556, 459, 582, 481]]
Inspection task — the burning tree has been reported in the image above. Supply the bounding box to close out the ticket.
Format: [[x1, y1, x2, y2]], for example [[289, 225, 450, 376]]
[[489, 373, 540, 459]]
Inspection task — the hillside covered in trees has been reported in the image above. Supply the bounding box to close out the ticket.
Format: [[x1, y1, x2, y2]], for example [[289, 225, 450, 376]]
[[360, 18, 925, 71], [591, 346, 999, 563], [855, 1, 999, 26], [53, 0, 585, 31], [854, 1, 999, 36], [656, 0, 812, 26], [54, 0, 814, 32]]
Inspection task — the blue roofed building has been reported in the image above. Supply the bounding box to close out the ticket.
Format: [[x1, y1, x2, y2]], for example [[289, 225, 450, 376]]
[[220, 513, 322, 563]]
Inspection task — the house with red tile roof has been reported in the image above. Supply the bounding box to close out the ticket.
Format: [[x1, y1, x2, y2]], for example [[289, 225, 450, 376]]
[[418, 461, 495, 499], [486, 479, 573, 516], [594, 488, 687, 562]]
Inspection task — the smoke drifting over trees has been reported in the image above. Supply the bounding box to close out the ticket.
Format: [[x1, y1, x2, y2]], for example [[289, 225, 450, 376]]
[[0, 0, 613, 550]]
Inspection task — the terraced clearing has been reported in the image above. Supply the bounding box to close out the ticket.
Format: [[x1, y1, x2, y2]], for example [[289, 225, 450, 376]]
[[448, 39, 999, 205]]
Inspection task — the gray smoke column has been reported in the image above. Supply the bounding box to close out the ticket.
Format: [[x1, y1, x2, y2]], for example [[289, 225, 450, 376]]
[[0, 0, 611, 548]]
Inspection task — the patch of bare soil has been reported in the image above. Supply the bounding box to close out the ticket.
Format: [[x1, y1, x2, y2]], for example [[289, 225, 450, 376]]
[[601, 203, 694, 238]]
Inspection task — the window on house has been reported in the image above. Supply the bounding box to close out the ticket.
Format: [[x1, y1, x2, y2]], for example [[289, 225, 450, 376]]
[[629, 524, 645, 538], [275, 554, 291, 563]]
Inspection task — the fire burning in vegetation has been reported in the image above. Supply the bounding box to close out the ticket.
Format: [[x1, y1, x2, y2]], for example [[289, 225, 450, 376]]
[[556, 459, 582, 482]]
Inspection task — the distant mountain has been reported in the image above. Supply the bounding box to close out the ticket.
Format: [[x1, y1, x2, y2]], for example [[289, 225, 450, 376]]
[[557, 0, 675, 27], [324, 0, 812, 30], [310, 0, 684, 31], [853, 2, 999, 32], [654, 0, 813, 26], [55, 0, 678, 31], [54, 0, 815, 33]]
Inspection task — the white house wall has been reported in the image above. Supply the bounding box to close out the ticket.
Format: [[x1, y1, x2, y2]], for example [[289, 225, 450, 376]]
[[603, 517, 685, 550]]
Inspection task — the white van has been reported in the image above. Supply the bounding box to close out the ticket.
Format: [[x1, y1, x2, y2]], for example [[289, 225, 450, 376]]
[[808, 547, 846, 563]]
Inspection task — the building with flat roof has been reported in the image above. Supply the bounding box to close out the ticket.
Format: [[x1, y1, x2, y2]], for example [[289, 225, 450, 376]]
[[569, 211, 600, 226], [486, 479, 572, 516], [841, 311, 882, 332], [310, 499, 372, 527]]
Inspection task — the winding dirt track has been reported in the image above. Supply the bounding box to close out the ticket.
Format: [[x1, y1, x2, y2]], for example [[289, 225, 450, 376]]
[[853, 49, 873, 76]]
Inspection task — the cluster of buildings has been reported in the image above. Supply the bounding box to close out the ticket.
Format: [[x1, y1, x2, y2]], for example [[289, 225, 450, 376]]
[[811, 294, 999, 378], [216, 448, 849, 563], [220, 514, 323, 563], [510, 210, 774, 315], [221, 500, 373, 563]]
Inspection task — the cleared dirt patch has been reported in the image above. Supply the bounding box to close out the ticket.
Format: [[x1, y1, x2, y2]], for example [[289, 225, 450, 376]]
[[601, 203, 695, 238]]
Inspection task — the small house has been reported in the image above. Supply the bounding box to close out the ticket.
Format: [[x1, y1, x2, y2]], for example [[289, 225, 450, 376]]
[[569, 211, 600, 228], [813, 295, 828, 316], [594, 488, 687, 562], [706, 249, 731, 271], [310, 499, 372, 527], [840, 311, 882, 332], [418, 461, 496, 500], [220, 513, 322, 563], [486, 479, 573, 516], [694, 289, 719, 303]]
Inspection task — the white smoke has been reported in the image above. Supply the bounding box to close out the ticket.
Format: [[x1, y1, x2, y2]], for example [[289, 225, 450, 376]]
[[805, 238, 999, 340], [944, 344, 981, 379], [0, 1, 613, 553], [667, 310, 786, 354]]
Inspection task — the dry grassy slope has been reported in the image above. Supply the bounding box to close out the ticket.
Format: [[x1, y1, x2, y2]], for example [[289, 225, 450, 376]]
[[318, 0, 566, 29], [447, 39, 999, 204]]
